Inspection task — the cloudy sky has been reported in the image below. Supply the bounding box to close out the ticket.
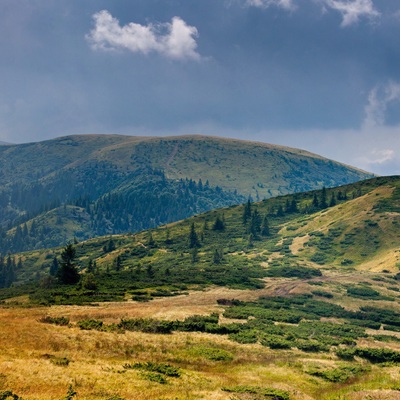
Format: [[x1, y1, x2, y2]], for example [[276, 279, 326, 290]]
[[1, 0, 400, 175]]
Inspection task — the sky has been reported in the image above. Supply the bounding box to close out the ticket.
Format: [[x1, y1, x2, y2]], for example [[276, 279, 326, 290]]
[[1, 0, 400, 175]]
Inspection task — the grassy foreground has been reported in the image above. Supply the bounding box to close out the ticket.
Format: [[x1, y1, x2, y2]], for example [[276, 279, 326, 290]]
[[1, 284, 400, 400]]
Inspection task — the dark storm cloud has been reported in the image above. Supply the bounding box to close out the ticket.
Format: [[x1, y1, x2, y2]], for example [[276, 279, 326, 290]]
[[0, 0, 400, 174]]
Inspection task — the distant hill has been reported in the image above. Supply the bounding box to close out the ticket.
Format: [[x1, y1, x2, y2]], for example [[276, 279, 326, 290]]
[[0, 134, 374, 253]]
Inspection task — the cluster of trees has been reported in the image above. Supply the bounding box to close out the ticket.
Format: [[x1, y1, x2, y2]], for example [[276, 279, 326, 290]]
[[87, 171, 245, 236], [242, 200, 270, 238], [0, 254, 21, 288], [0, 169, 246, 255]]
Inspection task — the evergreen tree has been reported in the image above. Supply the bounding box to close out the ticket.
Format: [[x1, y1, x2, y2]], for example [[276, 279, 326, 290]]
[[289, 198, 298, 213], [213, 248, 223, 264], [242, 200, 252, 225], [114, 255, 122, 271], [58, 244, 80, 285], [329, 193, 336, 207], [49, 256, 59, 276], [276, 205, 284, 217], [250, 209, 262, 236], [312, 193, 319, 209], [261, 215, 270, 236], [190, 247, 199, 264], [188, 222, 200, 248], [212, 216, 225, 231], [320, 187, 328, 209]]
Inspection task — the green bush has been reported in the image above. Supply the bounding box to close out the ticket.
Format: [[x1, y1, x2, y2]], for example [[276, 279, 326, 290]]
[[77, 319, 104, 331], [222, 386, 290, 400], [261, 336, 292, 350], [191, 346, 234, 361], [307, 365, 368, 383], [123, 362, 181, 377], [354, 347, 400, 363], [118, 318, 174, 334], [295, 339, 329, 353], [311, 290, 333, 298], [38, 315, 70, 326], [0, 390, 22, 400], [347, 286, 380, 298], [229, 330, 258, 344], [336, 348, 356, 361]]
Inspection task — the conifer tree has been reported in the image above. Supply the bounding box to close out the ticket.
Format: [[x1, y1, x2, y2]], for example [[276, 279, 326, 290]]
[[188, 222, 200, 248], [261, 215, 270, 236], [242, 199, 252, 225], [320, 187, 328, 209], [50, 256, 59, 276], [212, 216, 225, 231], [250, 209, 262, 236], [58, 244, 80, 285]]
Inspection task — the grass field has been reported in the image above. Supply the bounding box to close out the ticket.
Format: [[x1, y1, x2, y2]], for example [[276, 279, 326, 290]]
[[1, 280, 400, 400]]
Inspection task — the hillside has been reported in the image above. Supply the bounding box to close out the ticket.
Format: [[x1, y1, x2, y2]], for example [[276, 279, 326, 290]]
[[1, 176, 400, 399], [0, 134, 373, 254]]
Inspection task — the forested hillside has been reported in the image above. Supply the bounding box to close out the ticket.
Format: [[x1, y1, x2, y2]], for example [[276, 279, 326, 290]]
[[0, 134, 373, 254]]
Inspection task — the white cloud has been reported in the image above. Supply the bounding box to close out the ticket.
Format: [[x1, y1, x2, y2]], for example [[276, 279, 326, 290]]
[[364, 81, 400, 128], [86, 10, 200, 61], [246, 0, 296, 11], [321, 0, 380, 27], [359, 149, 394, 166]]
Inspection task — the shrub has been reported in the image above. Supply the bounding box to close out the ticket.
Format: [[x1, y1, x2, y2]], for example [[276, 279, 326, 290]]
[[140, 372, 167, 384], [354, 347, 400, 363], [222, 386, 290, 400], [118, 318, 173, 334], [229, 330, 258, 344], [261, 336, 292, 350], [38, 315, 70, 326], [191, 346, 233, 361], [336, 348, 356, 361], [123, 362, 181, 377], [347, 286, 380, 298], [307, 365, 368, 383], [296, 339, 329, 353], [266, 265, 322, 279], [77, 319, 104, 331], [311, 290, 333, 299], [0, 391, 22, 400]]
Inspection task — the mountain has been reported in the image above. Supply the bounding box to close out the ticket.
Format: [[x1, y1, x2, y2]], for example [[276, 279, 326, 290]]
[[0, 134, 374, 253], [1, 176, 400, 400]]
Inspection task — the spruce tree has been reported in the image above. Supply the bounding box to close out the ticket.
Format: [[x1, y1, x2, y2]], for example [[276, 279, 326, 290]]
[[320, 187, 328, 209], [250, 209, 262, 236], [212, 216, 225, 231], [242, 200, 252, 225], [261, 215, 270, 236], [50, 256, 59, 276], [58, 244, 80, 285], [189, 222, 200, 248]]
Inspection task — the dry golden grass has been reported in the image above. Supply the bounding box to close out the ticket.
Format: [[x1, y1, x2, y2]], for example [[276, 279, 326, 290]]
[[1, 285, 400, 399]]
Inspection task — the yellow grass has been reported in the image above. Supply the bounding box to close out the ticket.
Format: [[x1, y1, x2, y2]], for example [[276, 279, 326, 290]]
[[1, 286, 400, 399]]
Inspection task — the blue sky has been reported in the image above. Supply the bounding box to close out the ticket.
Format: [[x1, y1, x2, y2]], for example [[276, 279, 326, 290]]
[[1, 0, 400, 175]]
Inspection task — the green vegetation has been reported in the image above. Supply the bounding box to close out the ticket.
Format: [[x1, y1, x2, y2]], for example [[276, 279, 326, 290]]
[[222, 386, 290, 400], [0, 134, 373, 255]]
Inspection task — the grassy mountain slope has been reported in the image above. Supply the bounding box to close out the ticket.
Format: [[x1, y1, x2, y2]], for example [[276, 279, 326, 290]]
[[1, 176, 400, 400], [0, 135, 373, 254], [0, 134, 372, 196], [5, 175, 399, 290]]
